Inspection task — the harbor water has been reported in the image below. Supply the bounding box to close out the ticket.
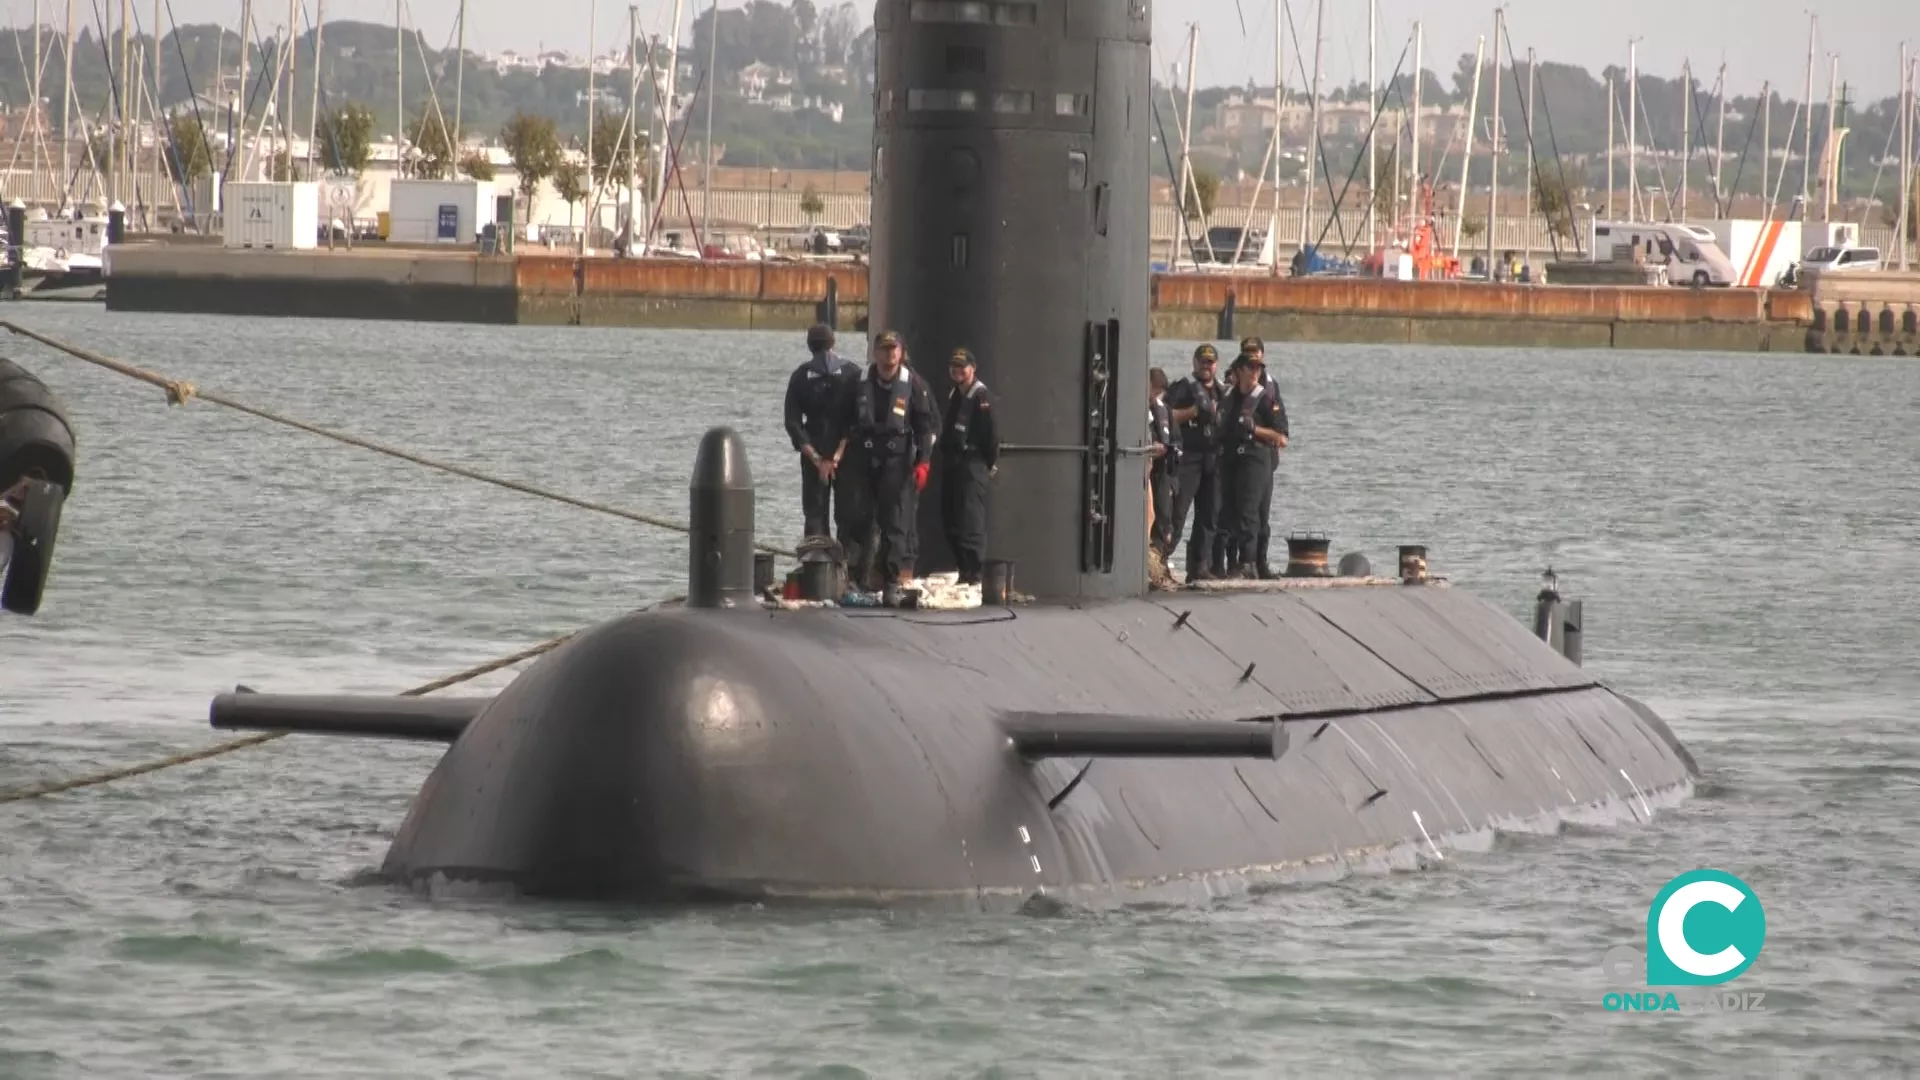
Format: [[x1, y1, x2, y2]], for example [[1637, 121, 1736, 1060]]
[[2, 308, 1916, 1076]]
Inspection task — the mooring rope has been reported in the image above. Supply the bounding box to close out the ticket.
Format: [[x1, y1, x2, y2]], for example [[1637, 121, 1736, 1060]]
[[0, 321, 798, 559], [0, 629, 581, 806]]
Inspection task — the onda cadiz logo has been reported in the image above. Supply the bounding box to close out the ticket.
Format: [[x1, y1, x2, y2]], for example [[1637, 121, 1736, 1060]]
[[1647, 869, 1766, 985], [1600, 869, 1768, 1013]]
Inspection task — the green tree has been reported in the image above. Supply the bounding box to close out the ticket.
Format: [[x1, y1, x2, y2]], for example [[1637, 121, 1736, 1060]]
[[1531, 170, 1576, 240], [799, 182, 824, 223], [318, 102, 377, 175], [552, 161, 588, 228], [410, 108, 456, 179], [1459, 216, 1486, 242], [1182, 165, 1220, 219], [164, 114, 213, 184], [1369, 145, 1414, 226], [459, 151, 496, 181], [588, 113, 637, 193], [268, 149, 295, 181], [501, 112, 563, 202]]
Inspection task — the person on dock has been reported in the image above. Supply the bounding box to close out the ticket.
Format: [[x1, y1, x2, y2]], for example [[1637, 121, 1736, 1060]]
[[785, 323, 857, 539], [1217, 352, 1289, 578], [1165, 344, 1224, 581], [1148, 366, 1178, 559], [831, 330, 937, 592], [1237, 336, 1288, 579], [939, 348, 999, 586]]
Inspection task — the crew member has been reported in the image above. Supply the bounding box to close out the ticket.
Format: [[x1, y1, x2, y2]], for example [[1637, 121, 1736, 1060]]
[[1217, 352, 1289, 578], [1147, 367, 1178, 558], [1164, 344, 1224, 580], [783, 323, 856, 539], [1237, 335, 1289, 577], [939, 348, 999, 585], [831, 330, 937, 591]]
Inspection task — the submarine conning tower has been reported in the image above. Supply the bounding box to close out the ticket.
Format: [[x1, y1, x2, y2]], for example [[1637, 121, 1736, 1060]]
[[873, 0, 1152, 599]]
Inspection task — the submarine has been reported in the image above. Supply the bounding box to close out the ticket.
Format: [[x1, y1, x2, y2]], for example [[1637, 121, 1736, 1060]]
[[208, 0, 1699, 907], [0, 355, 75, 616]]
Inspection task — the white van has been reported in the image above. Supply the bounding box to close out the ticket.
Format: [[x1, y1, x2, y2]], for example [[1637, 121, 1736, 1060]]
[[1801, 245, 1882, 273]]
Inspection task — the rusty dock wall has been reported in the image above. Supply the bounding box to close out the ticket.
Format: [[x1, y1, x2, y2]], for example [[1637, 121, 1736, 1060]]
[[105, 246, 1827, 353]]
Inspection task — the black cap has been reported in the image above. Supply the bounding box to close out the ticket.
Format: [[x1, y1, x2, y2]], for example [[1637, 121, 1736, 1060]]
[[949, 347, 975, 366], [806, 323, 835, 351], [1239, 335, 1266, 354], [874, 330, 902, 348], [1194, 343, 1219, 362]]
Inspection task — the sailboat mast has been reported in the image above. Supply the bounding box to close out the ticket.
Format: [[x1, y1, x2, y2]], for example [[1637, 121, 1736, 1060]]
[[1760, 81, 1772, 218], [1680, 60, 1690, 221], [1486, 7, 1501, 273], [1801, 14, 1815, 205], [1364, 0, 1374, 251], [119, 0, 131, 205], [1409, 20, 1420, 226], [1300, 0, 1322, 252], [1169, 24, 1196, 266], [701, 0, 715, 249], [1269, 0, 1283, 269], [1821, 55, 1837, 220], [1452, 34, 1482, 259], [1627, 37, 1638, 220], [307, 0, 323, 174], [394, 0, 402, 177], [284, 0, 297, 167], [32, 0, 43, 198], [238, 0, 252, 180], [627, 6, 639, 248], [1899, 44, 1911, 270], [1524, 47, 1535, 273], [583, 0, 596, 255], [453, 0, 466, 150], [1605, 73, 1613, 220], [61, 0, 73, 207], [652, 0, 684, 251], [1714, 64, 1727, 209]]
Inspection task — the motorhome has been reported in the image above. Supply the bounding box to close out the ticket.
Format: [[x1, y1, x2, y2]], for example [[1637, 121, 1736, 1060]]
[[1588, 219, 1739, 287]]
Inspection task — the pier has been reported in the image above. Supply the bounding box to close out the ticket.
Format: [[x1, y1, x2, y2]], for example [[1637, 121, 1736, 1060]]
[[97, 244, 1852, 353]]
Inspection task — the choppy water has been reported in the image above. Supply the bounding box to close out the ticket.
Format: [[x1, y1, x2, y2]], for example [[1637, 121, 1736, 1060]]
[[2, 307, 1917, 1077]]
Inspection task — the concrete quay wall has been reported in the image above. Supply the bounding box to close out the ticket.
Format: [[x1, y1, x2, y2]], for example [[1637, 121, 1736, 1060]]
[[1803, 271, 1920, 356], [105, 245, 520, 323], [102, 247, 1826, 353]]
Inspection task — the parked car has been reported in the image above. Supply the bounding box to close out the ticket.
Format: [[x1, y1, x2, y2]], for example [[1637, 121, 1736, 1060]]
[[1801, 245, 1882, 274]]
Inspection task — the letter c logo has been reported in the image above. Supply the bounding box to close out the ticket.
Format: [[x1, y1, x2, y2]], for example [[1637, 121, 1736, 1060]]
[[1646, 870, 1766, 986]]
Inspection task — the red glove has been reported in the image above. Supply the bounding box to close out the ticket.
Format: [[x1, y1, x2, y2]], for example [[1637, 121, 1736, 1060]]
[[913, 463, 930, 493]]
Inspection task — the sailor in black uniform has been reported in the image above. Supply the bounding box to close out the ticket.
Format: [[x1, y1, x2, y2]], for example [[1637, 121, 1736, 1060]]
[[939, 347, 999, 585], [1164, 343, 1224, 580], [1237, 335, 1289, 578], [1217, 351, 1289, 578], [783, 323, 857, 539], [830, 330, 937, 591], [1147, 366, 1178, 557]]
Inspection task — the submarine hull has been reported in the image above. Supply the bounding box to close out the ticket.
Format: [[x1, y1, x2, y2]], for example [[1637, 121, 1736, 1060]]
[[382, 585, 1696, 906]]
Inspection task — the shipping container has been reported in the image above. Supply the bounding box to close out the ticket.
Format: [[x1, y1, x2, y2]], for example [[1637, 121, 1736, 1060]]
[[388, 179, 497, 245], [1704, 219, 1803, 289], [222, 181, 320, 250]]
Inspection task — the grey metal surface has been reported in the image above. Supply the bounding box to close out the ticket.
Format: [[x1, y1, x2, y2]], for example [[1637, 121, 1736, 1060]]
[[382, 590, 1696, 905]]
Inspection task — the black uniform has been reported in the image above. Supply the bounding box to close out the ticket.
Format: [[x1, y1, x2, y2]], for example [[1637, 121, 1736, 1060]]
[[1217, 382, 1287, 575], [940, 379, 999, 583], [1148, 394, 1178, 556], [1164, 372, 1224, 578], [1252, 368, 1289, 575], [783, 348, 857, 538], [836, 363, 937, 586]]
